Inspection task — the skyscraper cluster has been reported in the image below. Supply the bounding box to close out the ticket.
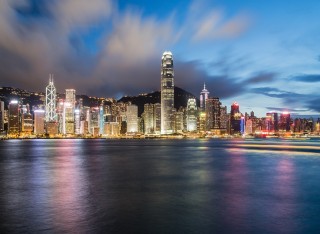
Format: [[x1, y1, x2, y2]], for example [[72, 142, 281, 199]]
[[0, 51, 320, 138]]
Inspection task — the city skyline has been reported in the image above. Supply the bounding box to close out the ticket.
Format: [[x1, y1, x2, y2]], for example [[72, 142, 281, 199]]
[[1, 0, 320, 117]]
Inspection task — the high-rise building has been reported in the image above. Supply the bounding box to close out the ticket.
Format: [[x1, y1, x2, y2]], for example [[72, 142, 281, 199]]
[[143, 103, 155, 134], [34, 109, 45, 135], [230, 102, 241, 135], [99, 104, 104, 135], [245, 119, 253, 135], [80, 106, 90, 135], [279, 112, 291, 132], [8, 100, 20, 135], [45, 75, 57, 122], [0, 101, 4, 132], [154, 103, 161, 134], [74, 109, 81, 135], [173, 109, 184, 133], [57, 99, 64, 134], [161, 51, 174, 134], [200, 83, 209, 111], [187, 98, 197, 132], [142, 103, 161, 134], [64, 89, 76, 134], [220, 106, 228, 133], [205, 97, 221, 132], [126, 104, 138, 133], [21, 105, 33, 135], [266, 112, 279, 133], [89, 107, 100, 135]]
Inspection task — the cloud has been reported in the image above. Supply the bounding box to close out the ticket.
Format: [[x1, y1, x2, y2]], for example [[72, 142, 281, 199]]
[[265, 107, 309, 113], [0, 0, 113, 92], [290, 74, 320, 83], [100, 11, 174, 64], [193, 11, 251, 41], [260, 88, 320, 113], [246, 72, 277, 84], [173, 59, 247, 99], [250, 87, 299, 98], [52, 0, 112, 30]]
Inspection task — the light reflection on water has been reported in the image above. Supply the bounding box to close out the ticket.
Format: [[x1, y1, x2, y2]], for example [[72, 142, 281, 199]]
[[1, 139, 320, 233]]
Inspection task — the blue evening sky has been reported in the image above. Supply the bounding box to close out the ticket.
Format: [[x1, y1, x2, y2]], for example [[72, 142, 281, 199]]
[[1, 0, 320, 116]]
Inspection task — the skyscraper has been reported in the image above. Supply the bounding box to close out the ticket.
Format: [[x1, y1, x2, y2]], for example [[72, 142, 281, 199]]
[[45, 74, 57, 122], [230, 102, 241, 135], [205, 97, 221, 132], [0, 101, 4, 132], [143, 103, 155, 134], [200, 83, 209, 111], [34, 109, 45, 135], [21, 104, 33, 135], [126, 104, 138, 133], [266, 112, 279, 133], [64, 89, 76, 134], [279, 112, 291, 132], [8, 100, 19, 135], [187, 98, 197, 132], [142, 103, 161, 134], [161, 51, 174, 134]]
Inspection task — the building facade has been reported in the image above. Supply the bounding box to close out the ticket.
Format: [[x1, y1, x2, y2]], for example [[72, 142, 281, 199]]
[[200, 83, 209, 111], [126, 104, 138, 133], [34, 109, 45, 135], [187, 98, 197, 132], [8, 100, 20, 135], [64, 89, 76, 134], [0, 101, 4, 132], [161, 51, 174, 134], [230, 102, 241, 135], [45, 75, 57, 122]]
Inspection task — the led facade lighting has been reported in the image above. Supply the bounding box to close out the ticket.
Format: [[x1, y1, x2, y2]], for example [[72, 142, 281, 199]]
[[45, 74, 57, 122], [161, 51, 174, 134]]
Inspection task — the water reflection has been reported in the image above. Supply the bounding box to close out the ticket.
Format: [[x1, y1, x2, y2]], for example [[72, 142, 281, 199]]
[[1, 139, 320, 233], [222, 149, 249, 232], [50, 140, 90, 233], [270, 158, 297, 233]]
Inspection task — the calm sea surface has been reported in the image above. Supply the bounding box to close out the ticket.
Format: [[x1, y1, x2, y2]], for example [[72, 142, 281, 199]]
[[1, 138, 320, 233]]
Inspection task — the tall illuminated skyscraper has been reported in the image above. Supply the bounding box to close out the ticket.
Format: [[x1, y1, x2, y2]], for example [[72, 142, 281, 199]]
[[200, 83, 209, 111], [0, 101, 4, 131], [126, 104, 138, 133], [230, 102, 241, 135], [8, 100, 20, 135], [143, 103, 161, 134], [161, 51, 174, 134], [64, 89, 76, 134], [205, 97, 221, 131], [143, 103, 155, 134], [187, 98, 197, 132], [45, 74, 57, 122], [34, 109, 45, 135]]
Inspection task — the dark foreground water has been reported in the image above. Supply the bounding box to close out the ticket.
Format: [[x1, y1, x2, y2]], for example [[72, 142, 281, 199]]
[[1, 139, 320, 234]]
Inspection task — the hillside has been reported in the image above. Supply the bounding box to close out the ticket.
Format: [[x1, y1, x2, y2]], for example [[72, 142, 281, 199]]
[[118, 86, 199, 116]]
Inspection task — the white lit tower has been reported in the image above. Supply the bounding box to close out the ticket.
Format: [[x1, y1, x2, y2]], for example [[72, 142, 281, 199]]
[[187, 98, 197, 132], [161, 51, 174, 134], [45, 74, 57, 122], [200, 83, 209, 111]]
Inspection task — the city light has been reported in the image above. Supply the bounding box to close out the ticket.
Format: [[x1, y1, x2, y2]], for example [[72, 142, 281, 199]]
[[0, 51, 319, 139]]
